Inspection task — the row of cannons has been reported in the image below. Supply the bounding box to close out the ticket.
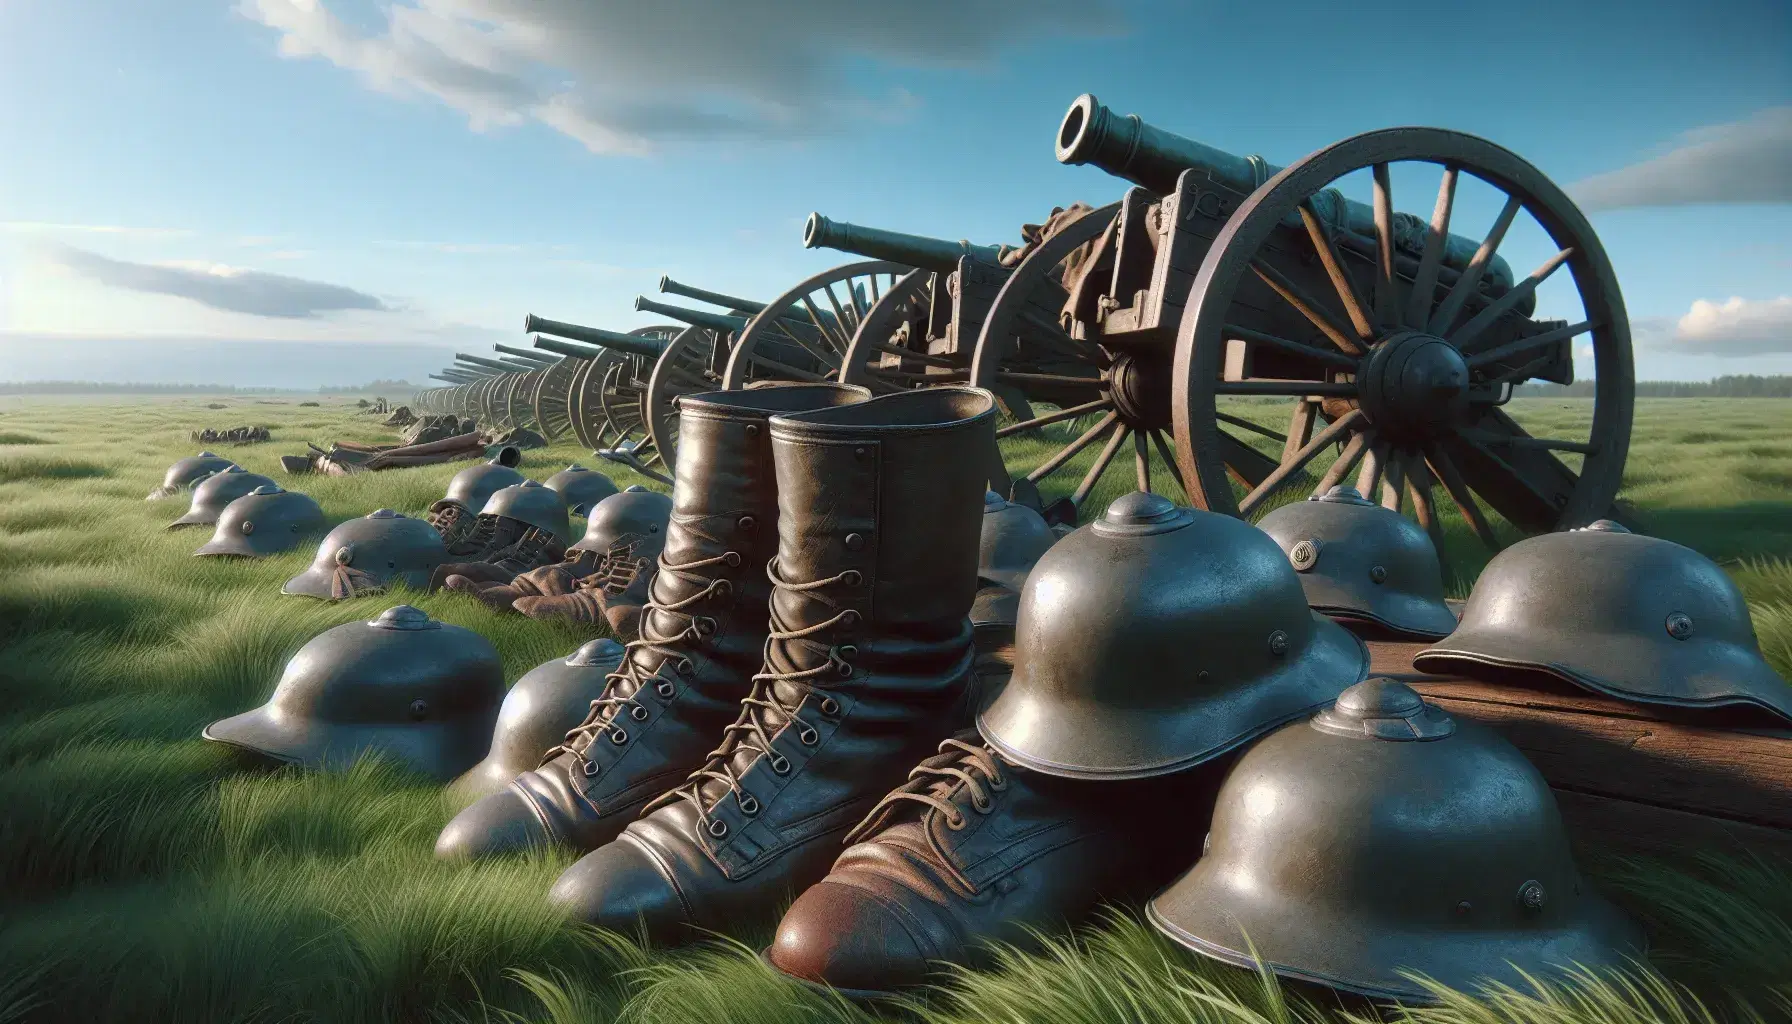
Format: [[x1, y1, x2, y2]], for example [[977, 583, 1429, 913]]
[[414, 94, 1634, 563]]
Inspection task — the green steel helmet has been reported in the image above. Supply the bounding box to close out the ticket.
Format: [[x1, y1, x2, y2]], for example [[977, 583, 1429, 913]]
[[194, 484, 326, 558], [479, 480, 573, 546], [1256, 485, 1457, 639], [442, 457, 527, 513], [979, 490, 1057, 592], [202, 604, 505, 782], [979, 491, 1368, 780], [544, 464, 620, 517], [448, 638, 627, 804], [1415, 520, 1791, 721], [1147, 678, 1645, 1004], [146, 451, 236, 500], [168, 465, 280, 529], [570, 485, 672, 556], [283, 509, 449, 601]]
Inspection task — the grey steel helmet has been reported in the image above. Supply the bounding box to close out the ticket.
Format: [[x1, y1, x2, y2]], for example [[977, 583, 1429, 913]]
[[202, 604, 505, 781], [978, 491, 1369, 780], [544, 464, 620, 517], [146, 451, 236, 500], [442, 457, 527, 513], [1256, 485, 1457, 639], [979, 489, 1057, 592], [283, 509, 449, 601], [1147, 678, 1644, 1004], [447, 638, 627, 803], [479, 480, 573, 546], [194, 484, 326, 558], [168, 465, 280, 529], [1416, 520, 1791, 721], [570, 485, 673, 557]]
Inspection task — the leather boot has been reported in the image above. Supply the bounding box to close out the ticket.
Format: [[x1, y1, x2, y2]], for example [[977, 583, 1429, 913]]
[[764, 734, 1222, 995], [451, 551, 603, 611], [545, 386, 996, 944], [430, 526, 567, 592], [511, 537, 661, 635], [434, 384, 869, 860]]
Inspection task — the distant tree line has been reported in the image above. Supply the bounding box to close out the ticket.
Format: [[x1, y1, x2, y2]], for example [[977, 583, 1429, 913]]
[[1516, 375, 1792, 398], [0, 381, 281, 395], [318, 379, 416, 394]]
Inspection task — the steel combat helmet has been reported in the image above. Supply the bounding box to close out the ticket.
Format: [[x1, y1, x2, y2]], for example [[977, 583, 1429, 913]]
[[478, 480, 573, 546], [448, 638, 627, 803], [1416, 521, 1791, 721], [168, 465, 279, 529], [283, 509, 449, 600], [979, 490, 1057, 592], [202, 604, 505, 781], [1147, 678, 1644, 1004], [978, 491, 1369, 780], [1256, 485, 1457, 639], [569, 485, 673, 557], [194, 484, 326, 558], [442, 456, 527, 513], [147, 451, 236, 500], [544, 464, 620, 517]]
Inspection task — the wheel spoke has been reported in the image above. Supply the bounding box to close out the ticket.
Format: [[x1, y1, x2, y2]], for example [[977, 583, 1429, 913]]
[[1404, 454, 1450, 572], [1224, 324, 1360, 369], [744, 352, 832, 384], [995, 397, 1113, 439], [1405, 165, 1459, 330], [1371, 162, 1398, 328], [1479, 353, 1562, 389], [1150, 429, 1187, 499], [1356, 439, 1387, 498], [1215, 380, 1357, 397], [801, 294, 853, 353], [1025, 411, 1119, 484], [1448, 247, 1575, 352], [1424, 442, 1500, 551], [1016, 307, 1098, 361], [1073, 425, 1132, 509], [1219, 429, 1283, 489], [1238, 408, 1365, 517], [1380, 452, 1406, 512], [1281, 400, 1317, 462], [769, 319, 845, 370], [995, 370, 1107, 389], [1465, 320, 1596, 369], [1456, 428, 1596, 455], [1249, 262, 1364, 356], [1218, 409, 1288, 444], [870, 339, 957, 368], [1298, 200, 1374, 341], [1429, 194, 1522, 336], [1314, 430, 1371, 494], [1134, 429, 1151, 493], [822, 282, 859, 337]]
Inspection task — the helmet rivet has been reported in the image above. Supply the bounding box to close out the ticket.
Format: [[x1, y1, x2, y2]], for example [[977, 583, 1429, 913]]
[[241, 521, 255, 535], [1369, 565, 1388, 584], [1517, 880, 1546, 912], [844, 532, 866, 551], [854, 446, 868, 459], [738, 515, 755, 531], [1665, 612, 1693, 640], [744, 423, 759, 438], [1455, 900, 1473, 917], [1289, 540, 1319, 571], [334, 546, 353, 565], [1267, 630, 1290, 656], [409, 699, 429, 721]]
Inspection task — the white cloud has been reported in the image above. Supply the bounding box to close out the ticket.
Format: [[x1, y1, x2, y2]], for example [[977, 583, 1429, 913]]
[[1570, 106, 1792, 211], [1669, 296, 1792, 356], [0, 221, 194, 238], [239, 0, 1123, 154], [48, 244, 391, 319]]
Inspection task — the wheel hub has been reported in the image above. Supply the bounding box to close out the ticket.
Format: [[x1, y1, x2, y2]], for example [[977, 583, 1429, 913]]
[[1358, 331, 1470, 441], [1108, 352, 1172, 429]]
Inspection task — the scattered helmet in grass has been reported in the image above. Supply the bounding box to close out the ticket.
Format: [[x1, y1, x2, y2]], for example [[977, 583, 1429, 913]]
[[168, 465, 279, 529], [193, 484, 325, 558], [283, 509, 448, 600], [544, 464, 620, 517], [147, 451, 236, 500]]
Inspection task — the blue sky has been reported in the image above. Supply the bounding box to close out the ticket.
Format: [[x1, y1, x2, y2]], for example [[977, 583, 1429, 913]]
[[1, 0, 1787, 386]]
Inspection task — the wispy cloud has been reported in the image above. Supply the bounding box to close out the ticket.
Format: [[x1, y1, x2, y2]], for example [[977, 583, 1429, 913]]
[[1635, 296, 1792, 357], [1, 221, 194, 238], [49, 245, 391, 319], [1570, 106, 1792, 211], [373, 239, 529, 254], [239, 0, 1124, 155]]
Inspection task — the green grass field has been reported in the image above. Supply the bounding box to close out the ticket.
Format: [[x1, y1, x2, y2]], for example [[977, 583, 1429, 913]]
[[1, 394, 1789, 1023]]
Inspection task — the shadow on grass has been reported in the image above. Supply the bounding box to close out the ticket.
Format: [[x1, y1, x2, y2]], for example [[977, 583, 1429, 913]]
[[1639, 502, 1792, 561], [0, 456, 110, 483]]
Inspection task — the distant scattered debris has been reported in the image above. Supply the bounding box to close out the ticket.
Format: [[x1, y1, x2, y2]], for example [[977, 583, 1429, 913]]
[[299, 401, 320, 407], [190, 425, 272, 445]]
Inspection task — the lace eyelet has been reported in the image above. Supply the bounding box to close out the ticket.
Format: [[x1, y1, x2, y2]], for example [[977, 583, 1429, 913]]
[[738, 794, 759, 816], [695, 616, 717, 636], [708, 818, 729, 838], [836, 662, 853, 678], [712, 579, 732, 599], [819, 697, 840, 717], [630, 705, 649, 721], [988, 774, 1009, 791], [723, 551, 742, 567], [677, 657, 695, 676], [581, 759, 600, 777], [840, 609, 860, 628], [609, 728, 629, 745], [945, 813, 967, 831], [835, 644, 857, 661], [798, 725, 819, 746], [656, 680, 676, 698], [841, 570, 863, 587], [770, 754, 791, 775], [972, 796, 993, 814]]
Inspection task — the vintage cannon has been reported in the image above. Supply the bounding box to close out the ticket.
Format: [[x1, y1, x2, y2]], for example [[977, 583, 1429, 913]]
[[527, 315, 684, 464], [964, 95, 1631, 570]]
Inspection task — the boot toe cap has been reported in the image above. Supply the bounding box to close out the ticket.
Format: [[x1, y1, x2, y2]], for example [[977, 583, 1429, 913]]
[[513, 595, 568, 621], [434, 787, 551, 860], [766, 880, 933, 995], [547, 838, 690, 941], [442, 574, 481, 594]]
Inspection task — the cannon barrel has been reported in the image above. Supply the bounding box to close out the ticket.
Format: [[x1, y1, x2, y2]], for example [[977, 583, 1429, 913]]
[[634, 296, 748, 333], [532, 331, 668, 362], [804, 213, 1004, 274], [525, 315, 672, 360], [439, 366, 486, 379], [429, 373, 466, 384], [497, 357, 543, 371], [532, 336, 607, 361], [1054, 94, 1517, 295], [493, 343, 558, 366], [456, 353, 522, 373]]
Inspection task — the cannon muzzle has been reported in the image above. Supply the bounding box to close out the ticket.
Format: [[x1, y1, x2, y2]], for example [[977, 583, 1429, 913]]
[[456, 353, 523, 373], [525, 315, 672, 360], [1055, 94, 1517, 296], [659, 275, 814, 325], [803, 213, 1003, 274], [493, 343, 558, 366], [634, 296, 748, 333]]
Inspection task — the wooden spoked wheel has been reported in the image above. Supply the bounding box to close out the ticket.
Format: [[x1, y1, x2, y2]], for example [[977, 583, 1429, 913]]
[[838, 268, 945, 394], [503, 369, 542, 429], [643, 326, 731, 471], [1173, 127, 1633, 576], [721, 262, 913, 391], [533, 357, 580, 440], [566, 351, 613, 451]]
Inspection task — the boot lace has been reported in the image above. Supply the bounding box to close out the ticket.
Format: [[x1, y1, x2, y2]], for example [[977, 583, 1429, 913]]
[[641, 555, 861, 837], [845, 738, 1007, 843]]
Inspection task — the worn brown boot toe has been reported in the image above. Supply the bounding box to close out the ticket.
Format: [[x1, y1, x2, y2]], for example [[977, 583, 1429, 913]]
[[548, 834, 691, 940], [434, 787, 549, 859], [767, 880, 932, 995]]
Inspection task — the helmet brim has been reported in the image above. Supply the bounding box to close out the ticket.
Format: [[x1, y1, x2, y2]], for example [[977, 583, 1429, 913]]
[[1298, 573, 1459, 640], [202, 705, 496, 783], [978, 567, 1031, 593], [1415, 628, 1792, 722], [978, 613, 1370, 780], [168, 511, 220, 529], [145, 486, 184, 501]]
